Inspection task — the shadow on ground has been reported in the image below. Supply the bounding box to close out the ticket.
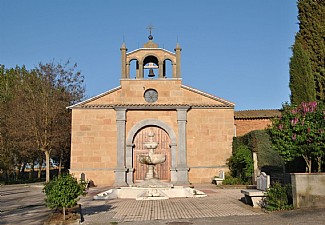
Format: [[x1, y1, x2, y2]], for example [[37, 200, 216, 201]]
[[81, 204, 115, 216]]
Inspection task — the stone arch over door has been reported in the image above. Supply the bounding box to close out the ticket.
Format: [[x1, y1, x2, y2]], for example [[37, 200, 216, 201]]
[[125, 119, 177, 185]]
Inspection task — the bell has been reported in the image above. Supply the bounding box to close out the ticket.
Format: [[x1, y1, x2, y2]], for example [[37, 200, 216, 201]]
[[148, 68, 155, 77]]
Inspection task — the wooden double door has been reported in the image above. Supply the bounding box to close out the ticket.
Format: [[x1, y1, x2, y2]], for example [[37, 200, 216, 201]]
[[133, 126, 171, 182]]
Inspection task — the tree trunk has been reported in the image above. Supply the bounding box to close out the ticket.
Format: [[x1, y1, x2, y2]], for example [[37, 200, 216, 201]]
[[282, 163, 287, 183], [317, 156, 322, 172], [37, 167, 41, 179], [58, 159, 62, 175], [63, 206, 66, 221], [31, 162, 35, 179], [20, 163, 26, 180], [37, 158, 43, 179], [4, 170, 8, 183], [58, 151, 63, 175], [303, 155, 312, 173], [45, 150, 50, 182]]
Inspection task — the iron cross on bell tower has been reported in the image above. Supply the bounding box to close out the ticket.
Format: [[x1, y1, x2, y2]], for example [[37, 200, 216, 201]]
[[147, 24, 154, 40]]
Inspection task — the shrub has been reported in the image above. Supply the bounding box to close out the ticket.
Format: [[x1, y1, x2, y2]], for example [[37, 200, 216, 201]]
[[234, 130, 284, 175], [263, 182, 293, 211], [227, 145, 253, 183], [222, 174, 246, 185], [43, 173, 87, 220]]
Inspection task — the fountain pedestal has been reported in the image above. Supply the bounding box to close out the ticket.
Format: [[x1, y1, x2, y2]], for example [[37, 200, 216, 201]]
[[138, 130, 166, 181]]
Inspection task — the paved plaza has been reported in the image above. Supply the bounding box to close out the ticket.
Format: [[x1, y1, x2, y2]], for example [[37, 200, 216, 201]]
[[80, 185, 263, 224], [0, 183, 51, 225], [1, 183, 325, 224]]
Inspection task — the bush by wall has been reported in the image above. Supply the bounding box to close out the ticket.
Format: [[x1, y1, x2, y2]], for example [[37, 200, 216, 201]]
[[233, 130, 284, 176], [227, 145, 253, 183], [263, 182, 293, 211], [222, 173, 247, 185]]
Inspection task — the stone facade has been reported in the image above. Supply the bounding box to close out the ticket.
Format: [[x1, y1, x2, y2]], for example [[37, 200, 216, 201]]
[[69, 38, 235, 186]]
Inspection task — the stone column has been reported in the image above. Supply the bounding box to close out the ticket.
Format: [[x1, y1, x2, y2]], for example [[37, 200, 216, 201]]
[[120, 43, 127, 79], [138, 62, 144, 79], [253, 152, 260, 184], [126, 143, 134, 185], [136, 61, 140, 79], [114, 107, 127, 186], [126, 63, 130, 79], [176, 107, 189, 185], [158, 61, 164, 78], [172, 62, 176, 78], [174, 43, 182, 78], [169, 143, 177, 183]]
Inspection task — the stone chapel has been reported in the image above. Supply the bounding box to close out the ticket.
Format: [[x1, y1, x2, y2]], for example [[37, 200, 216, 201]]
[[68, 34, 235, 186]]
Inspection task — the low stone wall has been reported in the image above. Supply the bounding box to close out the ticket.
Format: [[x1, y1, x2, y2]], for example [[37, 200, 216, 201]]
[[291, 173, 325, 208]]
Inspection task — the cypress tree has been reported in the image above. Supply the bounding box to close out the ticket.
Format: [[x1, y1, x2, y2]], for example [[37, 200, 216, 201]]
[[295, 0, 325, 103], [289, 41, 316, 105]]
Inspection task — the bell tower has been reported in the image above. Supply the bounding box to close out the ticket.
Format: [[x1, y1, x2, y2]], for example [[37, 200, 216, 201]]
[[120, 27, 181, 79]]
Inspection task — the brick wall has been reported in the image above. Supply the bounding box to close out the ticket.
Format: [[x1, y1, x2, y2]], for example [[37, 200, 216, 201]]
[[235, 118, 272, 137]]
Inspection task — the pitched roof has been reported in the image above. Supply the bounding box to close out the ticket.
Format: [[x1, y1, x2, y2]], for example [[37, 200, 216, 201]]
[[235, 109, 281, 119], [70, 103, 231, 109]]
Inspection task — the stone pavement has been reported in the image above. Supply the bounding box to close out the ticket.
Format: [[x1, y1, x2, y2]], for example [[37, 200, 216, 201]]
[[80, 184, 325, 225], [79, 184, 264, 224], [1, 183, 325, 225], [0, 183, 51, 225]]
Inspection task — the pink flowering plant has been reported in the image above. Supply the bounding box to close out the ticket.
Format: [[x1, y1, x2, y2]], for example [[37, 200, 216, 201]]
[[269, 102, 325, 173]]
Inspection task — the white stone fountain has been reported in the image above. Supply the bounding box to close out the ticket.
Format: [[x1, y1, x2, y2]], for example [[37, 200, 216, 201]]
[[139, 130, 165, 180], [93, 130, 206, 200]]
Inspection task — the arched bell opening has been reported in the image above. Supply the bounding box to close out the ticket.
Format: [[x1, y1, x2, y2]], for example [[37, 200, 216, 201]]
[[163, 59, 173, 78], [143, 55, 159, 79], [129, 59, 139, 79]]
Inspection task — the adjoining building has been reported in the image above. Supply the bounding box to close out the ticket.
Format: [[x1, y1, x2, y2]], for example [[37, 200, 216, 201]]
[[234, 110, 281, 137]]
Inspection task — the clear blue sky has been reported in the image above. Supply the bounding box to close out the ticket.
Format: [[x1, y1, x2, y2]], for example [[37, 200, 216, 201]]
[[0, 0, 298, 110]]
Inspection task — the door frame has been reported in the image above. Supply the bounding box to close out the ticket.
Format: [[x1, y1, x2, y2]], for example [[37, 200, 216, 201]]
[[125, 119, 177, 185], [132, 126, 171, 182]]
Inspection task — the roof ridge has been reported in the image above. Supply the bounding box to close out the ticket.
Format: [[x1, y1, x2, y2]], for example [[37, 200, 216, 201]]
[[235, 109, 280, 112], [235, 109, 281, 119]]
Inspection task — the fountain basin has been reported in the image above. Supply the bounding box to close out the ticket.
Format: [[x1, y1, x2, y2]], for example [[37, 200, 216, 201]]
[[143, 141, 158, 149], [139, 154, 166, 165], [93, 186, 207, 200]]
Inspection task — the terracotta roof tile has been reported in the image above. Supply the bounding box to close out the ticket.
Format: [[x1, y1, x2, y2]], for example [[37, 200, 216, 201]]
[[235, 109, 281, 119], [76, 103, 232, 109]]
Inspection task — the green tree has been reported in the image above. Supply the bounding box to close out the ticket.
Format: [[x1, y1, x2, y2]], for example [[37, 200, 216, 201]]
[[0, 65, 38, 181], [0, 62, 84, 183], [43, 173, 87, 220], [289, 41, 316, 105], [269, 102, 325, 173], [295, 0, 325, 102], [0, 65, 17, 178], [20, 61, 85, 182]]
